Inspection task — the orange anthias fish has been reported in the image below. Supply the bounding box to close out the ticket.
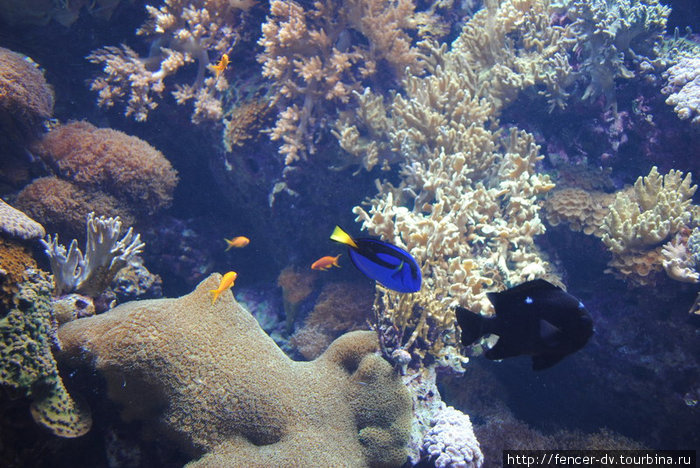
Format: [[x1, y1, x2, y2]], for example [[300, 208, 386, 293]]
[[209, 271, 238, 305], [210, 53, 230, 79], [311, 254, 341, 271], [224, 236, 250, 250]]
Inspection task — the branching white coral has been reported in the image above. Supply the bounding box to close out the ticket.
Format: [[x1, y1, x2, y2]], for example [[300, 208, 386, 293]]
[[41, 212, 145, 297]]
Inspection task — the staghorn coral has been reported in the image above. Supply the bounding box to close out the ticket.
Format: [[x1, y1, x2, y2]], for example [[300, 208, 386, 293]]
[[31, 121, 178, 216], [15, 176, 134, 241], [0, 46, 54, 144], [662, 55, 700, 124], [41, 212, 145, 298], [544, 188, 614, 237], [339, 0, 568, 366], [0, 269, 91, 438], [87, 0, 253, 123], [601, 166, 698, 286], [57, 274, 412, 466], [257, 0, 437, 167]]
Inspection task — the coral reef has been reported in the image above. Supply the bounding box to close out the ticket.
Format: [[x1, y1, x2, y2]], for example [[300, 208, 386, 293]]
[[277, 265, 316, 333], [57, 274, 412, 466], [290, 281, 373, 359], [15, 176, 134, 241], [41, 212, 145, 297], [0, 198, 45, 240], [0, 46, 54, 143], [544, 188, 615, 237], [0, 237, 38, 314], [0, 269, 91, 438], [257, 0, 437, 167], [421, 405, 483, 468], [601, 166, 697, 285], [87, 0, 254, 123], [31, 121, 178, 216], [554, 0, 670, 107], [340, 0, 565, 364], [662, 55, 700, 124]]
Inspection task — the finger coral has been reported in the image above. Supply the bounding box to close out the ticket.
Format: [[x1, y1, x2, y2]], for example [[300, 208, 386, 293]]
[[30, 121, 178, 216], [601, 166, 698, 285], [87, 0, 253, 123], [41, 212, 145, 297], [58, 274, 412, 466]]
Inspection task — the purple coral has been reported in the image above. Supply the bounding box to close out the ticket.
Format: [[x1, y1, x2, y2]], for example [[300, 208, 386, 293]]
[[421, 405, 484, 468]]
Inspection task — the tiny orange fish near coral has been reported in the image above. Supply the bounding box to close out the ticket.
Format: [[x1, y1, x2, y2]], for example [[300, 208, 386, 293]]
[[211, 53, 230, 79], [224, 236, 250, 250], [311, 254, 341, 271], [209, 271, 237, 305]]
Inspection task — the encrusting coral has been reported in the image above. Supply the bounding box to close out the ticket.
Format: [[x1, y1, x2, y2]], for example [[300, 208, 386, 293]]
[[57, 274, 412, 467], [0, 269, 91, 438], [0, 198, 45, 241], [87, 0, 254, 123]]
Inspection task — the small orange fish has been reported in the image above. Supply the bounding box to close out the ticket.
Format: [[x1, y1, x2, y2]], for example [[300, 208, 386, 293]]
[[224, 236, 250, 250], [210, 53, 230, 79], [311, 254, 341, 271], [209, 271, 238, 305]]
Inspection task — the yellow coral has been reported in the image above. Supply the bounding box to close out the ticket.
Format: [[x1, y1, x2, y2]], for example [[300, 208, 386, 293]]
[[602, 167, 696, 254]]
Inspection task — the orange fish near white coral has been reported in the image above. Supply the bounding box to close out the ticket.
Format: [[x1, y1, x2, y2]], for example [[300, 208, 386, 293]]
[[210, 53, 230, 79], [311, 254, 341, 271], [209, 271, 237, 304], [224, 236, 250, 250]]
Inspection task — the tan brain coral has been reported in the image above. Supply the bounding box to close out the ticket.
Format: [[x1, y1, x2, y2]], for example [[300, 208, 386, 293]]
[[57, 274, 412, 467]]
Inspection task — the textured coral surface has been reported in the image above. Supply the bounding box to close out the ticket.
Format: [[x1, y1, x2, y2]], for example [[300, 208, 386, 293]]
[[58, 274, 412, 467]]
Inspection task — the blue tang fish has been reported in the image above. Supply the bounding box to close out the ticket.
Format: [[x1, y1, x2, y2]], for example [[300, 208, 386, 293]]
[[330, 226, 421, 293]]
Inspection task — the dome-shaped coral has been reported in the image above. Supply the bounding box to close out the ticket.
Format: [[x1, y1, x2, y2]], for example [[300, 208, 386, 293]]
[[0, 46, 54, 142], [31, 121, 178, 215]]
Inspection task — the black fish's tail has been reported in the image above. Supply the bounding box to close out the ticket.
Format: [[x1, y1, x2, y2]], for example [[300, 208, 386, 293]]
[[455, 306, 486, 346]]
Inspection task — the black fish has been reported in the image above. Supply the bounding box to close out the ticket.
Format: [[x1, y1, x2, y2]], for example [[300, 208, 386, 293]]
[[455, 279, 593, 370]]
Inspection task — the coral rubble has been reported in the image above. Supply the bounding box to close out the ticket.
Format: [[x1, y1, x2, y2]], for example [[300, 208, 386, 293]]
[[58, 274, 412, 466]]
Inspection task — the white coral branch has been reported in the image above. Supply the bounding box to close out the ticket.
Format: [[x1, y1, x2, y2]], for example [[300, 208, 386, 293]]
[[41, 212, 145, 297]]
